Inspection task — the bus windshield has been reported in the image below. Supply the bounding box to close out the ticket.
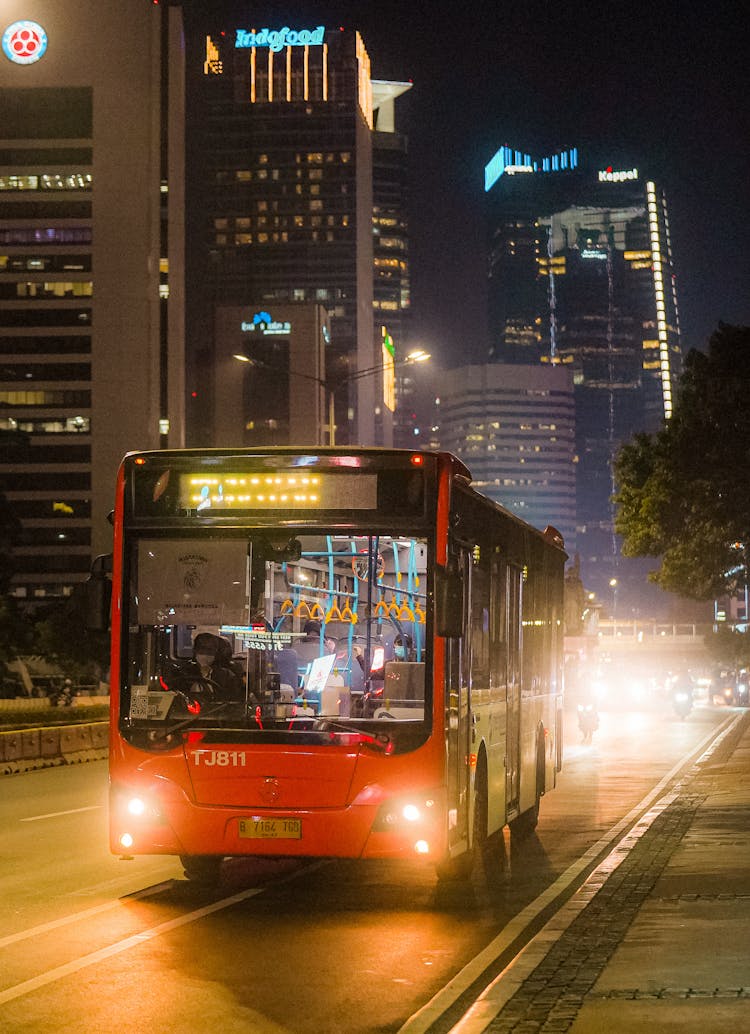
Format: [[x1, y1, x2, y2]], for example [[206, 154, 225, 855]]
[[122, 531, 430, 747]]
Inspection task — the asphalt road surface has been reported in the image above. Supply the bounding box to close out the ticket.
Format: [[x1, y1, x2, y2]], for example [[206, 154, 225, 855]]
[[0, 697, 731, 1033]]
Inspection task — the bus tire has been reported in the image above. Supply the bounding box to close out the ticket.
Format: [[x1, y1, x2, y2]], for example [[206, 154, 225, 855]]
[[436, 761, 488, 882], [180, 854, 223, 883]]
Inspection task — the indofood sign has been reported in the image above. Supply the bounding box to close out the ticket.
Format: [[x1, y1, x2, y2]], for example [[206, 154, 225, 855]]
[[235, 26, 325, 51], [598, 167, 638, 182]]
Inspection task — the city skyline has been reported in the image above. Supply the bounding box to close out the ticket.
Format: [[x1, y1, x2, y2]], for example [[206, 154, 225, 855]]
[[185, 1, 748, 367]]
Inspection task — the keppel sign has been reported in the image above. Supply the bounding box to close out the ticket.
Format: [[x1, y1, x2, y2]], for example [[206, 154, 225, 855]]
[[598, 167, 638, 182], [235, 26, 325, 51]]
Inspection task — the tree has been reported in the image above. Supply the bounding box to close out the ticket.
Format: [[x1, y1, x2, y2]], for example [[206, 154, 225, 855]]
[[614, 322, 750, 600]]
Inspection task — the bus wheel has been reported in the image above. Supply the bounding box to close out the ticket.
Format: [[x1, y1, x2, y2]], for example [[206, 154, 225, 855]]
[[436, 766, 488, 882], [180, 854, 223, 883]]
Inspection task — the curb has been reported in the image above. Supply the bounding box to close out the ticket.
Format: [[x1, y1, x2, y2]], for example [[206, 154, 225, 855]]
[[0, 721, 108, 776]]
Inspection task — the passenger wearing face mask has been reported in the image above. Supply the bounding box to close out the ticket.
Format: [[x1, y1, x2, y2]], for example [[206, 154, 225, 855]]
[[182, 633, 243, 701], [393, 632, 414, 662]]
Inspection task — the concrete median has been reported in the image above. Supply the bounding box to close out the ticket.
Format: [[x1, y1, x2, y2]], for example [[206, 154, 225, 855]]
[[1, 720, 108, 775]]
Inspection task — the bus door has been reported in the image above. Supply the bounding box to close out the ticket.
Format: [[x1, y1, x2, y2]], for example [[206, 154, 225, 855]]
[[444, 547, 472, 854], [505, 564, 523, 811]]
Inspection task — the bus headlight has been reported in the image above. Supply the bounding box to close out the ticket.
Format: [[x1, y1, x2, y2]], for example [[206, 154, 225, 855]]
[[372, 794, 436, 832]]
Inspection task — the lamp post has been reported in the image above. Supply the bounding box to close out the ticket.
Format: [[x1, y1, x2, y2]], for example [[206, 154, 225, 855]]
[[609, 577, 618, 632], [233, 349, 430, 446]]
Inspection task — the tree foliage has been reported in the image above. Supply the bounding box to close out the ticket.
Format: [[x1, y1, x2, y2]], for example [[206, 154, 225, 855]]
[[614, 322, 750, 600]]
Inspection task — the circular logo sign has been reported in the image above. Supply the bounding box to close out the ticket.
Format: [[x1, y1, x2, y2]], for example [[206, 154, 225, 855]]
[[2, 20, 48, 65]]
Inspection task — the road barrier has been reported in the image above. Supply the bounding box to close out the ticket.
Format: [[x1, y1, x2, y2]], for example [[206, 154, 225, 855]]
[[0, 717, 108, 775]]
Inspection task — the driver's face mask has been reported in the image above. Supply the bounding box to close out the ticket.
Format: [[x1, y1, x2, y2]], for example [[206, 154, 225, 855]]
[[196, 652, 215, 668], [394, 644, 405, 660]]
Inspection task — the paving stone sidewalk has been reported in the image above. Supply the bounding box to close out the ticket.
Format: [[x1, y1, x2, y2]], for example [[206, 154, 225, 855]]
[[483, 711, 750, 1033]]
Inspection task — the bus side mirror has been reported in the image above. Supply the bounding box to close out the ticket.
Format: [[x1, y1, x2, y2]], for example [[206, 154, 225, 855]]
[[84, 553, 112, 631], [434, 560, 463, 638]]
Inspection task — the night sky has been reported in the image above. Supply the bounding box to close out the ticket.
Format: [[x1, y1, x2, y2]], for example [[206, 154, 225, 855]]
[[185, 1, 749, 367]]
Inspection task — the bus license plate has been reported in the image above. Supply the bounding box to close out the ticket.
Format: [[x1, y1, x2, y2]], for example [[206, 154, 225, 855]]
[[238, 817, 302, 840]]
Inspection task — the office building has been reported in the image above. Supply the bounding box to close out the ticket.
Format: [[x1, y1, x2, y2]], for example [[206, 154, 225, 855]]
[[485, 145, 682, 606], [214, 301, 329, 447], [0, 1, 185, 603], [438, 364, 576, 549], [187, 21, 411, 447]]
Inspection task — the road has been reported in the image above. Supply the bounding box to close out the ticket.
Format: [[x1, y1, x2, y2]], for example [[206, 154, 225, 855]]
[[0, 698, 731, 1033]]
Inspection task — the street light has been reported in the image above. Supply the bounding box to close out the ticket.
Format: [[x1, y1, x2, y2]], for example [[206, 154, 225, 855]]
[[609, 577, 618, 629], [233, 349, 430, 446]]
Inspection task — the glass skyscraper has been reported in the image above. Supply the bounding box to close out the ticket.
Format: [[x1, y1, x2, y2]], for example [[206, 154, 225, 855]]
[[485, 146, 682, 609], [187, 23, 411, 447]]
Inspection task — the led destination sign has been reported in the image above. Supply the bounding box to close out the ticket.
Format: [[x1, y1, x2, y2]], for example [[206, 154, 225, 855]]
[[235, 26, 325, 51], [179, 472, 377, 511]]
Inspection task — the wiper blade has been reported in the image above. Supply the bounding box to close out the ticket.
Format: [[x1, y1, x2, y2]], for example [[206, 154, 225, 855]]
[[157, 701, 231, 741], [314, 716, 393, 753]]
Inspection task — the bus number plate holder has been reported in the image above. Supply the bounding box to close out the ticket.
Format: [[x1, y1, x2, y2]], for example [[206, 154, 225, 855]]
[[239, 818, 302, 840]]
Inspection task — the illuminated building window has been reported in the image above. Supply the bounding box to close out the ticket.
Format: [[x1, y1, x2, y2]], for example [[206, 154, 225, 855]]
[[235, 170, 251, 182], [214, 218, 228, 229], [0, 175, 39, 190]]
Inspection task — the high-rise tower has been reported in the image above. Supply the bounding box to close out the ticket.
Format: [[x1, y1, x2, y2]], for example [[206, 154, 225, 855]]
[[189, 23, 410, 447], [0, 1, 184, 604], [485, 145, 682, 606]]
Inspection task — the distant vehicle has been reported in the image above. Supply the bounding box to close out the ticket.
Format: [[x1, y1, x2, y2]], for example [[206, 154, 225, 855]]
[[670, 674, 694, 719], [734, 670, 749, 707], [708, 668, 738, 706], [576, 702, 599, 743]]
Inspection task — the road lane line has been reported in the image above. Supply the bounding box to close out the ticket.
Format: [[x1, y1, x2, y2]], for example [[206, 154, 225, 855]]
[[0, 887, 266, 1005], [399, 712, 740, 1034], [0, 881, 177, 949], [0, 860, 326, 1004], [20, 806, 102, 822]]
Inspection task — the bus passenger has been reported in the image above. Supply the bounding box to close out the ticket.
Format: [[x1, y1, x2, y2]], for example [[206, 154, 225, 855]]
[[183, 633, 243, 701], [393, 632, 415, 661]]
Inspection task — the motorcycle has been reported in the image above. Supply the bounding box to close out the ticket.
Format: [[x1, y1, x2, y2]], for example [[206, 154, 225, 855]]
[[577, 701, 599, 743], [671, 686, 693, 719]]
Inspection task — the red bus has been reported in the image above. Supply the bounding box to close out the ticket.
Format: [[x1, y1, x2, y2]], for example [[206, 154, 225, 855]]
[[94, 448, 565, 881]]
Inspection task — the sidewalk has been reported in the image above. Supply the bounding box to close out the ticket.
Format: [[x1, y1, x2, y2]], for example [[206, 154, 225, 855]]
[[473, 710, 750, 1033]]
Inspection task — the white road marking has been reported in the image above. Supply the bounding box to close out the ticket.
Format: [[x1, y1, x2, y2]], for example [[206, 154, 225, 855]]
[[399, 713, 740, 1034], [0, 886, 267, 1005], [20, 806, 102, 822], [0, 881, 176, 949], [0, 860, 325, 1004]]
